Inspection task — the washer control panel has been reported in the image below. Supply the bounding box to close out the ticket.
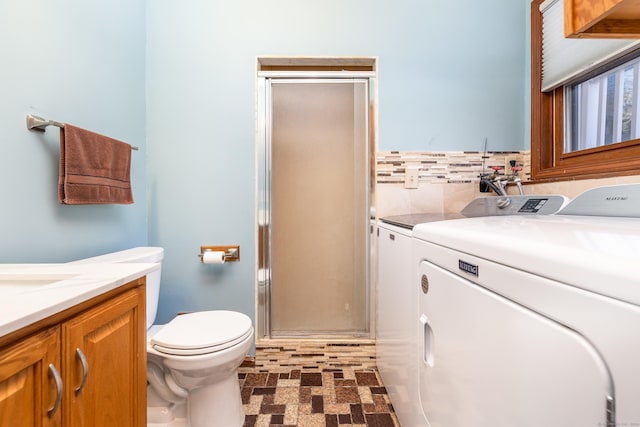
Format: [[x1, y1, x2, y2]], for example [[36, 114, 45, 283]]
[[461, 195, 569, 217], [518, 198, 552, 213]]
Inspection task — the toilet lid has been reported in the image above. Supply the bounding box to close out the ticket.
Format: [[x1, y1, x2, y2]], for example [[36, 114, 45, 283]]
[[150, 311, 253, 356]]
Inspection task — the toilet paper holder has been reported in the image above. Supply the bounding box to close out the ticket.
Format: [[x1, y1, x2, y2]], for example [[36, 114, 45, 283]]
[[198, 245, 240, 262]]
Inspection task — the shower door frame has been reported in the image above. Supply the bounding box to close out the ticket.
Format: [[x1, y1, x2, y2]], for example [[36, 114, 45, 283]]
[[256, 63, 378, 340]]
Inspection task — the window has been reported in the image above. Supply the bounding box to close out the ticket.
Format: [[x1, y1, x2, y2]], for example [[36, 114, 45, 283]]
[[567, 55, 640, 153], [531, 0, 640, 181]]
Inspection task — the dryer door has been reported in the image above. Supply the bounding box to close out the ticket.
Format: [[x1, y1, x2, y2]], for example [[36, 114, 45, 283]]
[[418, 260, 614, 427]]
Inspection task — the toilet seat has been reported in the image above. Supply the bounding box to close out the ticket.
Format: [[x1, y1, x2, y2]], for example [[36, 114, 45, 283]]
[[150, 310, 253, 356]]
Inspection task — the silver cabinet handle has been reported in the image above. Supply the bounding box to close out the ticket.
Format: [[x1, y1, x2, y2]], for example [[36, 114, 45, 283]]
[[75, 348, 89, 395], [47, 363, 63, 417]]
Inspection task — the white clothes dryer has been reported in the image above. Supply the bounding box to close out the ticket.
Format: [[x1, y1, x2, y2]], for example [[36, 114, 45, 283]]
[[413, 184, 640, 427], [377, 196, 567, 427]]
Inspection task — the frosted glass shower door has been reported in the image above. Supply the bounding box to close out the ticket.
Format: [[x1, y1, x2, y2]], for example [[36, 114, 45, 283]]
[[269, 80, 369, 335]]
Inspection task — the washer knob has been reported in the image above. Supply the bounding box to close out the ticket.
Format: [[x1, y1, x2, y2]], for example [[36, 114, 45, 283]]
[[496, 197, 511, 209]]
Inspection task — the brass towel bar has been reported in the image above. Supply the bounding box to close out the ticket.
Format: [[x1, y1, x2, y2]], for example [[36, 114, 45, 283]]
[[26, 114, 139, 151]]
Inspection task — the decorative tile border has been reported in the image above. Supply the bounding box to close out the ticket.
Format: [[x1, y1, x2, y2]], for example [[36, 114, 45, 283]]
[[376, 151, 531, 184], [249, 339, 378, 372]]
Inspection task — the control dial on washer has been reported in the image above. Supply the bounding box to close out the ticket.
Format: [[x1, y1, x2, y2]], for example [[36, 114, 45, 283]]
[[497, 197, 511, 209]]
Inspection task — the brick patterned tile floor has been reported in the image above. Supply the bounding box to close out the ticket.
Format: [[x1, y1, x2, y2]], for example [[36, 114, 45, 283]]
[[238, 340, 400, 427]]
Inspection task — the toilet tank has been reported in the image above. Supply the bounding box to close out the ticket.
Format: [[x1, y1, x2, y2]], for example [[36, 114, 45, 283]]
[[68, 247, 164, 329]]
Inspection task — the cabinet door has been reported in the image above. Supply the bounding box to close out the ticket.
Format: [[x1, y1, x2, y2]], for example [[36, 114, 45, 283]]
[[0, 327, 61, 427], [62, 287, 146, 427]]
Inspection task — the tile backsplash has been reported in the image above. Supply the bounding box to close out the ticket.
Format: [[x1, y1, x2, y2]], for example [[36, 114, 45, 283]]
[[376, 151, 531, 185], [374, 150, 640, 218]]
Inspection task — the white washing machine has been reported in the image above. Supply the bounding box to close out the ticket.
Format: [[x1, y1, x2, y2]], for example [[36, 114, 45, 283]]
[[378, 214, 463, 427], [413, 184, 640, 427], [377, 220, 417, 426]]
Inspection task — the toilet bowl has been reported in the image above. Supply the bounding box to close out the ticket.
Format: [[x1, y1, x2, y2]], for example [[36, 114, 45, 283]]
[[69, 247, 253, 427], [148, 310, 253, 426]]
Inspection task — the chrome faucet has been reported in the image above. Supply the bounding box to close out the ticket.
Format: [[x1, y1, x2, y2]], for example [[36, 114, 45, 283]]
[[495, 174, 525, 196], [480, 162, 524, 196], [480, 174, 508, 196]]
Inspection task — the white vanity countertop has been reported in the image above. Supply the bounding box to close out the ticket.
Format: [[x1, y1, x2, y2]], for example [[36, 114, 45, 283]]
[[0, 262, 159, 337]]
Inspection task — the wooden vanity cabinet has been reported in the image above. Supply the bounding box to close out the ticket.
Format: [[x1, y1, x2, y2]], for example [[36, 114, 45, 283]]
[[0, 278, 146, 427], [565, 0, 640, 38]]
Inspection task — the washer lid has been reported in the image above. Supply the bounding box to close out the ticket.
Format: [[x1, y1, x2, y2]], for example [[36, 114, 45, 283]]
[[150, 311, 252, 353]]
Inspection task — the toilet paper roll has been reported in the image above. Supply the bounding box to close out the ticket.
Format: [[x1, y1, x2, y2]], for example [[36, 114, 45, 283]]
[[202, 251, 226, 264]]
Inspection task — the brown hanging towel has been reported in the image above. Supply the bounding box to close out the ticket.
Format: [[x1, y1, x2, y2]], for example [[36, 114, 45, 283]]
[[58, 124, 134, 204]]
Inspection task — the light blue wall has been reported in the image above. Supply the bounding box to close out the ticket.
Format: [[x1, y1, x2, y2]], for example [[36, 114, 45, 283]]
[[0, 0, 528, 325], [0, 0, 148, 262], [146, 0, 528, 324]]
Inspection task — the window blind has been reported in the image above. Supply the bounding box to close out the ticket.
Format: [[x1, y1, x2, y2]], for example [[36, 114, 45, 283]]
[[540, 0, 640, 91]]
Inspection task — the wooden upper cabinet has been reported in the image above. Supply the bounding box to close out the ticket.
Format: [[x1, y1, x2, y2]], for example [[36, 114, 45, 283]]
[[565, 0, 640, 38]]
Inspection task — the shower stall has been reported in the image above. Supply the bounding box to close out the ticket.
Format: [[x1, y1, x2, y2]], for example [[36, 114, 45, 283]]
[[256, 58, 377, 339]]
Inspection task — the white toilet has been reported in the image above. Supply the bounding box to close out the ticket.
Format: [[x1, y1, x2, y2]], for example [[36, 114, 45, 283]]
[[70, 247, 253, 427]]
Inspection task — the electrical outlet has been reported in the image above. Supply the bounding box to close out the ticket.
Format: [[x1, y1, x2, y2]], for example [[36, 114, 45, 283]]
[[404, 168, 419, 189], [505, 156, 519, 174]]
